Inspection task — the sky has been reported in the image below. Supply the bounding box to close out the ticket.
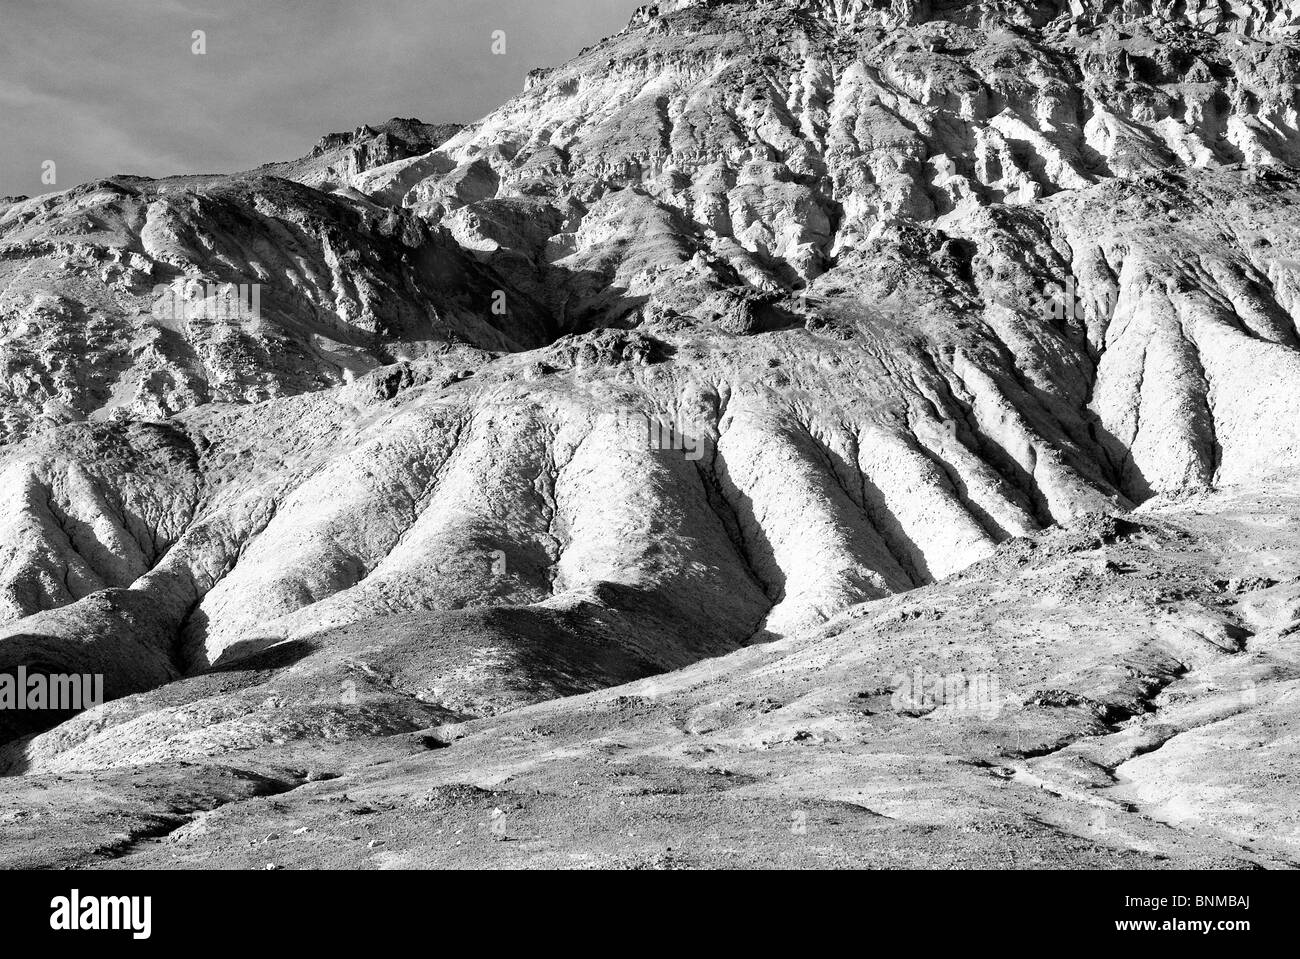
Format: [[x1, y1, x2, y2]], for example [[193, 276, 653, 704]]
[[0, 0, 644, 198]]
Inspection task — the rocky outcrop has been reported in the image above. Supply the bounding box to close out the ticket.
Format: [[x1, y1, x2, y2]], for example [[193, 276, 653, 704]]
[[261, 117, 464, 191], [0, 174, 558, 444], [652, 0, 1300, 35]]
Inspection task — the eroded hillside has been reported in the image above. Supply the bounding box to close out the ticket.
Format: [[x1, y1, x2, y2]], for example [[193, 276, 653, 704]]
[[0, 1, 1298, 866]]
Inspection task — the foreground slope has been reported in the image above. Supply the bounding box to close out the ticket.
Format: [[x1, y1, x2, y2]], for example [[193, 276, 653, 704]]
[[2, 482, 1298, 868]]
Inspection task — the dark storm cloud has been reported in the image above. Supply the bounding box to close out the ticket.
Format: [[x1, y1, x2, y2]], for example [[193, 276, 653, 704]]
[[0, 0, 642, 197]]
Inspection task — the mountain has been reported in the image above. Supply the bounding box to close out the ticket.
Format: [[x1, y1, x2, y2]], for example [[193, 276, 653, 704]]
[[1, 0, 1299, 867]]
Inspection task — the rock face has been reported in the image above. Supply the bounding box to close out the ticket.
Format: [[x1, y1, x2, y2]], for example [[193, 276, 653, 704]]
[[1, 0, 1299, 867], [261, 118, 465, 191]]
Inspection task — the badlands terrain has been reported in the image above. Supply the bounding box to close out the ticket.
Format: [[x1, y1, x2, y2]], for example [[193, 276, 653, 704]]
[[2, 0, 1300, 867]]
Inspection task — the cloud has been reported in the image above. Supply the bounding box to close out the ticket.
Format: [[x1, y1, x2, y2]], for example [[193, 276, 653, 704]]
[[0, 0, 643, 196]]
